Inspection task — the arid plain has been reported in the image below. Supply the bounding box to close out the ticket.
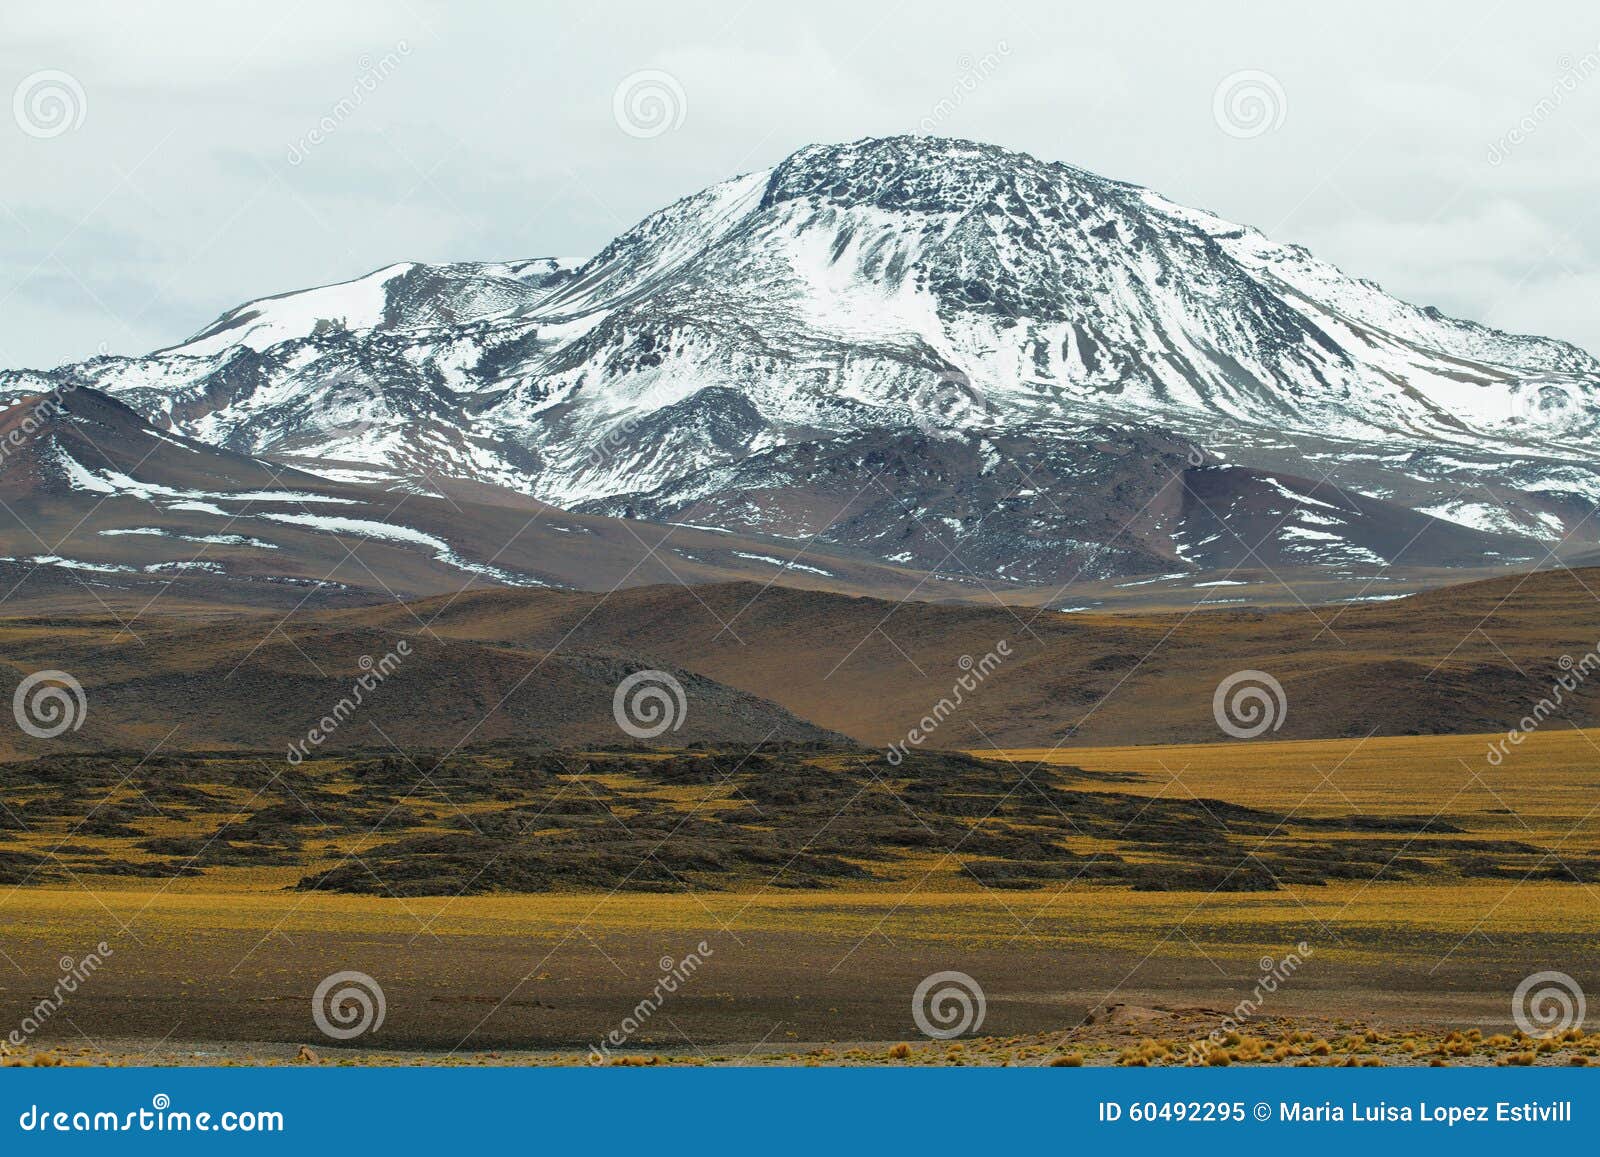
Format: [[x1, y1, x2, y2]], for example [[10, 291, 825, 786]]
[[3, 725, 1597, 1067]]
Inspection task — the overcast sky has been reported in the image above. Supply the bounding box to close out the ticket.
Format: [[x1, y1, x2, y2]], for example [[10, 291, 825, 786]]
[[3, 0, 1599, 369]]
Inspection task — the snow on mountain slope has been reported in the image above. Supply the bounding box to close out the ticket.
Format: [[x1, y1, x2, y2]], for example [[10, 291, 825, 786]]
[[173, 263, 408, 357], [0, 386, 977, 605], [8, 136, 1597, 583], [503, 137, 1599, 458], [169, 258, 576, 356]]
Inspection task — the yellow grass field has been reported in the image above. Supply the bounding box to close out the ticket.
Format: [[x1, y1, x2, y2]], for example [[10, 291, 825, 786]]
[[1006, 727, 1600, 838], [2, 730, 1597, 1061]]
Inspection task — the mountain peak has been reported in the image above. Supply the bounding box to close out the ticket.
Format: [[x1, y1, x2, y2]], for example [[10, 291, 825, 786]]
[[7, 138, 1598, 585], [758, 135, 1111, 216]]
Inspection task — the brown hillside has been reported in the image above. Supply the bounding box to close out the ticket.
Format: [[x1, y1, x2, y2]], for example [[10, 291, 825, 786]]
[[333, 566, 1600, 748]]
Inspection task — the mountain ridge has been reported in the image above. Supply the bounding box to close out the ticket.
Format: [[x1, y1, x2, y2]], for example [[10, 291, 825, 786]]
[[0, 382, 1011, 610], [5, 135, 1596, 587]]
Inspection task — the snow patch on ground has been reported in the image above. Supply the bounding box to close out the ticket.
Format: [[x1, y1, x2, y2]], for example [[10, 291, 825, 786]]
[[259, 512, 545, 585], [99, 527, 279, 549], [18, 555, 136, 574], [730, 550, 835, 577]]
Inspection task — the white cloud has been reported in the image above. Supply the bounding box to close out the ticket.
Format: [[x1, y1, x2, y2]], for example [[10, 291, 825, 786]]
[[2, 0, 1599, 367], [1308, 201, 1565, 276], [1301, 200, 1598, 352], [1, 0, 422, 83]]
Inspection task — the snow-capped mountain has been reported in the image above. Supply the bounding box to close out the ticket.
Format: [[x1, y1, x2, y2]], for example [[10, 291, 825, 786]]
[[167, 258, 576, 357], [0, 383, 985, 607], [8, 136, 1597, 583]]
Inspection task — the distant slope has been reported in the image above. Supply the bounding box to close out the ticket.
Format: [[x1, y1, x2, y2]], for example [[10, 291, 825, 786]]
[[2, 566, 1594, 758], [0, 387, 1002, 610], [331, 567, 1600, 748], [0, 616, 845, 761]]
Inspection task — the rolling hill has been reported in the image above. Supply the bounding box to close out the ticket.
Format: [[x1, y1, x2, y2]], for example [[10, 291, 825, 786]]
[[333, 565, 1600, 748], [3, 565, 1596, 758]]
